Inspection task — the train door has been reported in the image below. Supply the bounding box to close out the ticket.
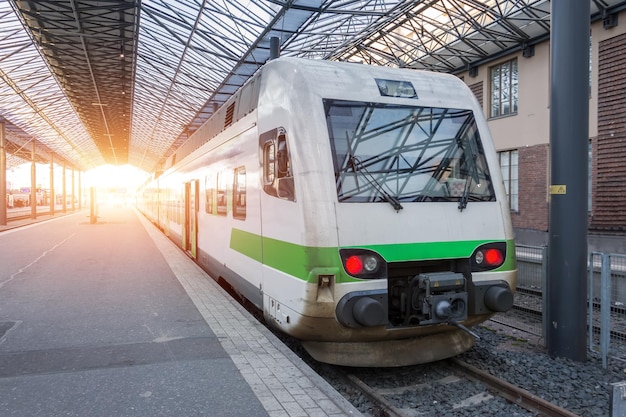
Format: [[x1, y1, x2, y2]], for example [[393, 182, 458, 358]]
[[259, 128, 296, 308], [183, 179, 199, 259]]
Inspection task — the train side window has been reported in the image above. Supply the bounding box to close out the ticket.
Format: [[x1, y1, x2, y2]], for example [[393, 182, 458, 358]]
[[259, 127, 295, 202], [263, 141, 276, 185], [233, 166, 246, 220], [217, 170, 229, 216], [205, 174, 214, 214], [276, 133, 291, 178]]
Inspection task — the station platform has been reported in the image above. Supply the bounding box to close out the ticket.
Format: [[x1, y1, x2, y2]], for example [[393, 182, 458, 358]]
[[0, 206, 361, 417]]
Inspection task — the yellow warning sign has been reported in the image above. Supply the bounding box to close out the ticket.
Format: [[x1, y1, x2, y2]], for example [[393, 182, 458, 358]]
[[550, 185, 567, 195]]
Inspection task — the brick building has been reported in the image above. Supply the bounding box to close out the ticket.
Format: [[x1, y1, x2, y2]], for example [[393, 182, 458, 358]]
[[459, 12, 626, 252]]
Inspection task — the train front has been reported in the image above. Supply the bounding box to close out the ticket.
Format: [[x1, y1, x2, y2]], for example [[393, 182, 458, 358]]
[[293, 64, 517, 367]]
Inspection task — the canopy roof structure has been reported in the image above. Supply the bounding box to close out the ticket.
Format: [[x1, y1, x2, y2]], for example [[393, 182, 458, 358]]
[[0, 0, 624, 173]]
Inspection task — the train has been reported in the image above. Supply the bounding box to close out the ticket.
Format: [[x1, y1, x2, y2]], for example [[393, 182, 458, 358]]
[[137, 57, 517, 367]]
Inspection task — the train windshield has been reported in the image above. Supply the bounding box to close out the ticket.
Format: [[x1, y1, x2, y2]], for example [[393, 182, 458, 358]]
[[324, 99, 496, 208]]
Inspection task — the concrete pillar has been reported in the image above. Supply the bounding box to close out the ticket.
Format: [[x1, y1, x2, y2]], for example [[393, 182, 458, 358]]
[[0, 122, 6, 226], [30, 141, 36, 219], [90, 187, 97, 224], [611, 381, 626, 417], [78, 171, 82, 210], [71, 168, 75, 211], [49, 155, 55, 216], [62, 163, 67, 213]]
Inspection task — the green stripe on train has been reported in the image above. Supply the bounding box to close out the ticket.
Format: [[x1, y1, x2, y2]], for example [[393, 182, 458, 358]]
[[230, 228, 516, 283]]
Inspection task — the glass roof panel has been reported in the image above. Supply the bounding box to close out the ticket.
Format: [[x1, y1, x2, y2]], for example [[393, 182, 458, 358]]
[[129, 0, 279, 170], [1, 0, 624, 173], [0, 1, 105, 169]]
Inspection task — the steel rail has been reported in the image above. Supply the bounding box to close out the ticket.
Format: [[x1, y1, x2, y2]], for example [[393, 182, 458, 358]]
[[451, 358, 580, 417], [342, 371, 409, 417]]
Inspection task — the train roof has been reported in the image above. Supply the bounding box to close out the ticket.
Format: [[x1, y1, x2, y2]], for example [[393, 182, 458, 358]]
[[162, 57, 482, 174], [260, 57, 475, 109]]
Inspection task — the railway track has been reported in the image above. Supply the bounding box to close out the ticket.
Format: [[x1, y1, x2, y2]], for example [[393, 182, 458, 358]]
[[334, 358, 580, 417], [229, 270, 608, 417], [450, 359, 579, 417]]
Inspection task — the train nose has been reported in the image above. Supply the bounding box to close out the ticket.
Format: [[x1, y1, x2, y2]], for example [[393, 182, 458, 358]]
[[484, 285, 514, 312]]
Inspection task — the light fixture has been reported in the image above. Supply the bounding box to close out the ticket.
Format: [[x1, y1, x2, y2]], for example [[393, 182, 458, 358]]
[[603, 13, 618, 29], [522, 43, 535, 58]]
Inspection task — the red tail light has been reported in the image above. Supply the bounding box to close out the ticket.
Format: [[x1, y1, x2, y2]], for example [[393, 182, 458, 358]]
[[471, 242, 506, 271], [484, 248, 504, 266], [345, 255, 364, 275], [340, 249, 387, 279]]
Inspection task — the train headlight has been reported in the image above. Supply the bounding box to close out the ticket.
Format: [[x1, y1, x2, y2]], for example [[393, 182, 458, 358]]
[[363, 256, 379, 272], [471, 242, 506, 271], [340, 249, 387, 279], [475, 250, 484, 265]]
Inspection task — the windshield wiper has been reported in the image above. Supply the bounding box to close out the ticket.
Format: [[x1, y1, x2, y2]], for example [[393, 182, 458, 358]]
[[457, 136, 481, 212], [349, 156, 403, 212], [458, 183, 470, 211]]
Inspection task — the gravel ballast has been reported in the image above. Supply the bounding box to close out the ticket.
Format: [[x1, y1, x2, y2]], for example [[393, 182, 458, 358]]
[[457, 323, 625, 417], [299, 322, 626, 416]]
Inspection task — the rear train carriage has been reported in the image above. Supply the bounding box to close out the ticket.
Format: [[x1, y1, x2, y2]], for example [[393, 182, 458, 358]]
[[138, 57, 517, 367]]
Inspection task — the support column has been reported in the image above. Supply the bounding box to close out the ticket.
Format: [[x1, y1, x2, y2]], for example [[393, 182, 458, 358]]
[[30, 141, 36, 219], [71, 167, 75, 211], [0, 122, 6, 226], [270, 36, 280, 60], [90, 187, 97, 224], [547, 0, 590, 361], [62, 163, 67, 213], [49, 155, 55, 216], [78, 171, 82, 210]]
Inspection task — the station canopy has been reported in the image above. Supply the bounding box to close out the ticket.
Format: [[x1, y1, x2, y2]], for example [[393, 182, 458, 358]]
[[0, 0, 623, 174]]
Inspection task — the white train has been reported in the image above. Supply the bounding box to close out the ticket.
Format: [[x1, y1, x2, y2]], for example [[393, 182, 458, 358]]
[[138, 57, 517, 367]]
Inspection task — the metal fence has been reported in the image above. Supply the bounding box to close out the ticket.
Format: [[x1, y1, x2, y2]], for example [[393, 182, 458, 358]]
[[489, 245, 626, 368], [589, 252, 626, 368], [490, 245, 547, 338]]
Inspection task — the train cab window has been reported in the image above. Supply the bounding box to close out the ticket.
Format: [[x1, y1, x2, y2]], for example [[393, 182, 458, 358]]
[[259, 128, 295, 201], [205, 175, 214, 214], [216, 170, 229, 216], [233, 166, 246, 220], [325, 99, 495, 206]]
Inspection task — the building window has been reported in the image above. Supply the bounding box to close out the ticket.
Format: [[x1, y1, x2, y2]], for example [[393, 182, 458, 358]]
[[499, 150, 518, 212], [490, 59, 518, 118]]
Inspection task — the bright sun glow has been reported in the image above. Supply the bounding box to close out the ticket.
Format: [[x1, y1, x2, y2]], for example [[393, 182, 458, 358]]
[[84, 164, 150, 190]]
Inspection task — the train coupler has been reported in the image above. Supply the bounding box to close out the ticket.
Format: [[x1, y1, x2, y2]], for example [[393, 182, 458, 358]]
[[448, 320, 481, 340], [412, 272, 468, 326]]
